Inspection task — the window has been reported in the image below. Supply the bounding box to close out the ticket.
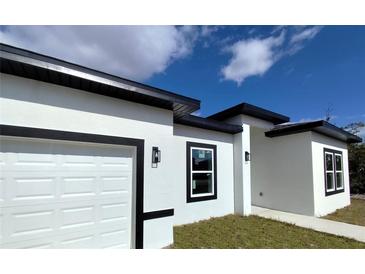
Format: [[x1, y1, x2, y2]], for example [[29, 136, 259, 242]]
[[186, 142, 217, 202], [324, 148, 344, 196]]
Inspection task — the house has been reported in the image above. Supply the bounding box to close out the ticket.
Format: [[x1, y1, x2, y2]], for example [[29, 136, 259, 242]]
[[0, 43, 362, 249]]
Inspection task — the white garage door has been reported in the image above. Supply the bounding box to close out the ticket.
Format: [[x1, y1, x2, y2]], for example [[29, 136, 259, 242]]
[[0, 137, 134, 248]]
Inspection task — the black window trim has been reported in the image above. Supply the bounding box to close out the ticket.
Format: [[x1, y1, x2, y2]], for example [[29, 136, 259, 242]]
[[324, 148, 344, 196], [186, 141, 217, 203]]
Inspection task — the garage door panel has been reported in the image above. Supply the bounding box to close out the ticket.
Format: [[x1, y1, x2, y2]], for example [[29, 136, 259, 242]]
[[3, 204, 56, 243], [0, 211, 3, 244], [99, 229, 128, 248], [1, 171, 131, 207], [1, 237, 55, 249], [59, 233, 96, 248], [61, 177, 97, 198], [0, 137, 134, 249], [0, 177, 4, 203], [12, 177, 56, 201], [60, 205, 96, 230]]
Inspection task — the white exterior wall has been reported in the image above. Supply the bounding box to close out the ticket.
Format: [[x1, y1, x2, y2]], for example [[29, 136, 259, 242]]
[[172, 124, 235, 225], [311, 132, 350, 216], [225, 115, 251, 215], [0, 74, 175, 248], [250, 128, 315, 216], [0, 73, 238, 247]]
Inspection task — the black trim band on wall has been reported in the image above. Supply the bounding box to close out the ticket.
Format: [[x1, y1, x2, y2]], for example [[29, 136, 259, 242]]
[[186, 141, 217, 203], [143, 209, 174, 221], [0, 124, 145, 249]]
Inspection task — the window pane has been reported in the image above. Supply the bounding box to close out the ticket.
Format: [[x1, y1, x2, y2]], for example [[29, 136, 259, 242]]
[[326, 173, 334, 190], [325, 153, 333, 171], [335, 155, 342, 171], [192, 173, 213, 195], [336, 172, 343, 188], [192, 149, 212, 171]]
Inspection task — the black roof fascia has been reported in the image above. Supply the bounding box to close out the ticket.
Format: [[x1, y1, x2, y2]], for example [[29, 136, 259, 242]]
[[0, 43, 200, 118], [174, 115, 243, 134], [208, 102, 290, 125], [265, 120, 362, 144]]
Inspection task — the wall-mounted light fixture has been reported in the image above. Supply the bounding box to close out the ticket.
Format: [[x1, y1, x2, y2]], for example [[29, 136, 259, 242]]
[[245, 151, 251, 162], [152, 146, 161, 167]]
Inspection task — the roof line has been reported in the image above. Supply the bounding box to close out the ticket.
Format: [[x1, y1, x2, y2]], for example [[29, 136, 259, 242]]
[[0, 43, 200, 105], [0, 43, 200, 117], [208, 102, 290, 125], [174, 115, 243, 134], [265, 120, 362, 143]]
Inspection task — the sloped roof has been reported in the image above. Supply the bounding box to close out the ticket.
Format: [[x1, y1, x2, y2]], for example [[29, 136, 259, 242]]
[[208, 102, 290, 125], [265, 120, 362, 143], [0, 43, 200, 118]]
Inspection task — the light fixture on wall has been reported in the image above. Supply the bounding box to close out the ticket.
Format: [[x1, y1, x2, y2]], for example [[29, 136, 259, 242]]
[[245, 151, 251, 162], [152, 146, 161, 167]]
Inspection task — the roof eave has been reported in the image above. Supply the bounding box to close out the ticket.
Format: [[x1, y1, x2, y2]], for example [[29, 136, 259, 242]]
[[208, 102, 290, 125], [265, 121, 362, 144], [174, 115, 243, 134], [0, 43, 200, 118]]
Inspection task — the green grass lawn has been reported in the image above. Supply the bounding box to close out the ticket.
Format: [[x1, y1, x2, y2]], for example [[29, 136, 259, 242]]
[[172, 214, 365, 249], [323, 198, 365, 226]]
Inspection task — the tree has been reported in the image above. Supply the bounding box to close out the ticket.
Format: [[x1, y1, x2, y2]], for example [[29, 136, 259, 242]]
[[343, 122, 365, 194]]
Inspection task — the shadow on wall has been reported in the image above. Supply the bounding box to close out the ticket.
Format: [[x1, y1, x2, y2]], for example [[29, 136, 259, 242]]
[[173, 124, 234, 144], [0, 136, 135, 157], [1, 74, 173, 127]]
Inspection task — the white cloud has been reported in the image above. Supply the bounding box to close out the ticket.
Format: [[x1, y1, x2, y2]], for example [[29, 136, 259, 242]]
[[0, 25, 198, 81], [200, 26, 220, 37], [288, 26, 322, 55], [290, 26, 322, 44], [221, 31, 285, 85], [221, 26, 323, 85]]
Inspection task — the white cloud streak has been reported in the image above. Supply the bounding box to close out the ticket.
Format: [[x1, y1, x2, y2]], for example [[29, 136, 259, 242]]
[[290, 26, 322, 44], [221, 26, 323, 85], [0, 25, 198, 81]]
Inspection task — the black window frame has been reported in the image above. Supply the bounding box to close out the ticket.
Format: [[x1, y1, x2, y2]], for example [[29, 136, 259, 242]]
[[324, 148, 344, 196], [186, 141, 217, 203]]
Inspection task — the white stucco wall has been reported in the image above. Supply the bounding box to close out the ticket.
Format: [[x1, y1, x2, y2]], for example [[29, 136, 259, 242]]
[[311, 132, 350, 216], [250, 128, 315, 215], [172, 124, 235, 225], [0, 73, 175, 248], [225, 115, 251, 215]]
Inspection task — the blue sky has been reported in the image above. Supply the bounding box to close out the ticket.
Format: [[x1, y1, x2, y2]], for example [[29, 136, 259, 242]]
[[148, 26, 365, 127], [1, 26, 364, 134]]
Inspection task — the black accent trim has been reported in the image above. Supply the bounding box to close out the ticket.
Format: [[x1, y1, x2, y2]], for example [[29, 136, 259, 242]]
[[0, 43, 200, 118], [143, 209, 174, 220], [324, 148, 345, 196], [265, 120, 362, 144], [174, 115, 243, 134], [186, 142, 217, 203], [208, 102, 290, 125], [0, 124, 145, 249]]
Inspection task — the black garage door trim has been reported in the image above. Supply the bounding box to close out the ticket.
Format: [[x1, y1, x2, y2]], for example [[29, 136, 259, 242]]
[[0, 124, 153, 248]]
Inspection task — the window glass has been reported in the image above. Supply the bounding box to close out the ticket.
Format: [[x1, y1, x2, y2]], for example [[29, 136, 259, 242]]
[[192, 173, 213, 195], [336, 173, 343, 189], [192, 149, 212, 171], [326, 153, 333, 171], [324, 149, 344, 195], [335, 155, 342, 171], [326, 173, 334, 190]]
